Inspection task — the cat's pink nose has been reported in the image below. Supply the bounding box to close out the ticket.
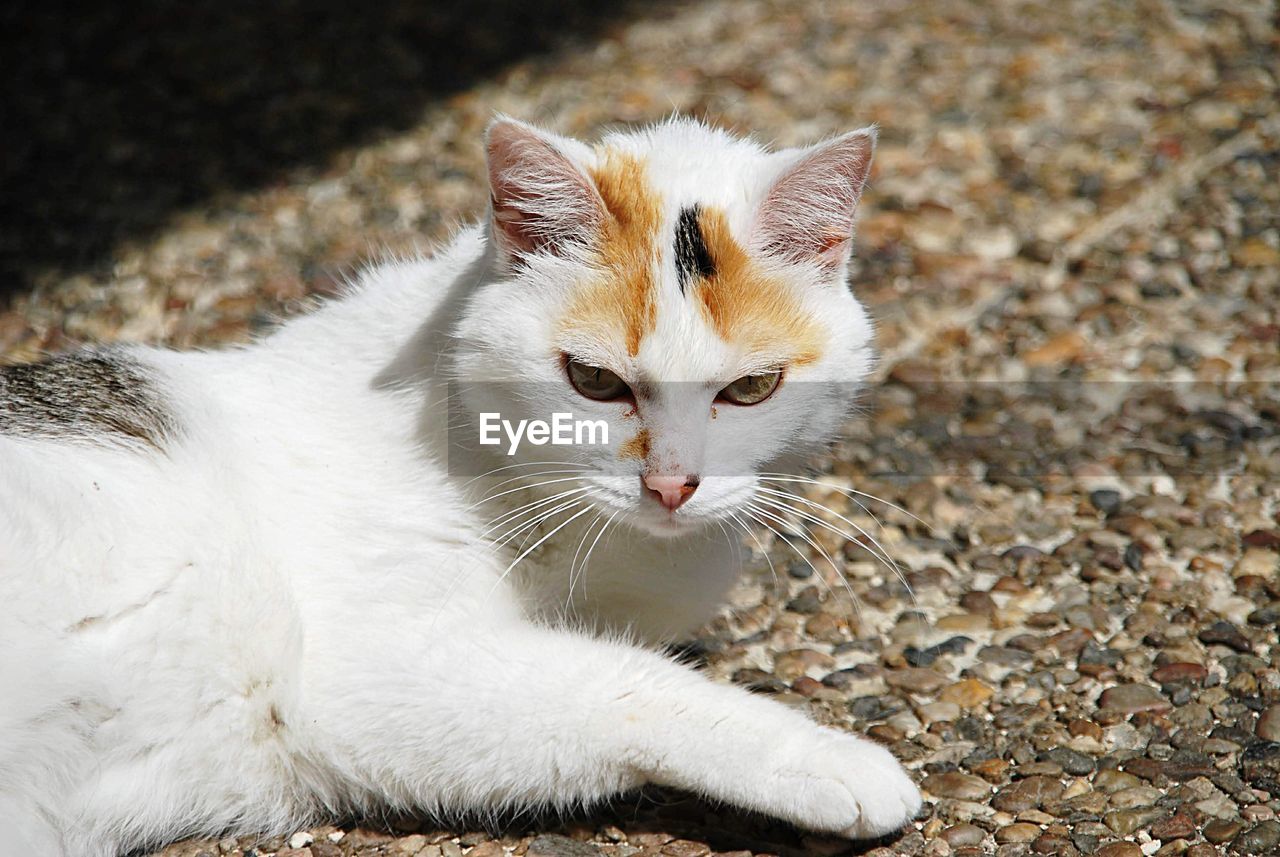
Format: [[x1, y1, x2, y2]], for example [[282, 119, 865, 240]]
[[643, 473, 700, 511]]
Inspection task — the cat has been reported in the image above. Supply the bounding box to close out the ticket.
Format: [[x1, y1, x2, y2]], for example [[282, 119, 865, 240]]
[[0, 116, 922, 856]]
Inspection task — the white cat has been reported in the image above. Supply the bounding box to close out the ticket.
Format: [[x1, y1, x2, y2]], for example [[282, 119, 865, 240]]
[[0, 117, 921, 856]]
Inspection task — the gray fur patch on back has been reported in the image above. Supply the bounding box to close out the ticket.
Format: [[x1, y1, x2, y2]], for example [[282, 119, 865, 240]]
[[0, 351, 177, 449]]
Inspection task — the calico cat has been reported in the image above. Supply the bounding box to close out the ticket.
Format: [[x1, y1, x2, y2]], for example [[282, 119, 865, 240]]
[[0, 117, 921, 856]]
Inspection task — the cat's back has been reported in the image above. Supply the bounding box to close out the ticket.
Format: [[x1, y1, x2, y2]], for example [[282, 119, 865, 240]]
[[0, 348, 178, 449], [0, 347, 265, 630]]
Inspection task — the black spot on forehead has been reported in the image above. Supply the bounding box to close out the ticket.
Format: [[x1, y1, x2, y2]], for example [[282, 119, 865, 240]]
[[674, 205, 716, 294], [0, 350, 177, 450]]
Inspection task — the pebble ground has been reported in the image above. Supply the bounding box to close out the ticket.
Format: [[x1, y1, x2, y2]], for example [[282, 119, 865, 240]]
[[3, 1, 1278, 856]]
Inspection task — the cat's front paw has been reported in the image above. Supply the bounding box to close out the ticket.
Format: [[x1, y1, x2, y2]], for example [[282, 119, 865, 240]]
[[779, 729, 922, 839]]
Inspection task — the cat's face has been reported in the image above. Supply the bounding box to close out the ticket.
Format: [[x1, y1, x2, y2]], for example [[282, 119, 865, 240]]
[[452, 118, 875, 538]]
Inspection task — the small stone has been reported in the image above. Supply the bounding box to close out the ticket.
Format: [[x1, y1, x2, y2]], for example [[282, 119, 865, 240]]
[[992, 776, 1065, 812], [941, 824, 986, 847], [1242, 529, 1280, 549], [995, 823, 1041, 844], [1237, 549, 1280, 580], [919, 701, 962, 723], [1233, 820, 1280, 855], [973, 757, 1011, 781], [868, 723, 906, 744], [939, 678, 995, 708], [1197, 792, 1239, 820], [1104, 723, 1149, 755], [290, 833, 316, 849], [1024, 331, 1085, 367], [980, 645, 1033, 666], [1197, 621, 1252, 653], [1109, 785, 1163, 808], [1184, 846, 1217, 857], [465, 843, 503, 857], [527, 836, 601, 857], [1151, 662, 1208, 685], [1150, 813, 1196, 841], [628, 834, 673, 848], [1240, 740, 1280, 787], [1049, 627, 1094, 655], [1203, 737, 1241, 755], [1105, 807, 1167, 836], [804, 612, 844, 642], [1041, 747, 1095, 776], [1017, 761, 1064, 779], [886, 710, 923, 735], [1062, 788, 1108, 814], [1201, 819, 1243, 844], [772, 649, 836, 681], [1090, 490, 1123, 515], [924, 772, 994, 801], [1093, 845, 1143, 857], [966, 226, 1020, 261], [1249, 605, 1280, 626], [826, 667, 882, 692], [1122, 758, 1166, 782], [1094, 771, 1143, 794], [787, 560, 814, 579], [661, 840, 710, 857], [1070, 719, 1104, 741], [396, 837, 427, 855], [786, 590, 823, 614], [937, 613, 990, 633], [885, 667, 949, 694], [1031, 833, 1071, 853], [1099, 684, 1171, 715], [1256, 706, 1280, 742]]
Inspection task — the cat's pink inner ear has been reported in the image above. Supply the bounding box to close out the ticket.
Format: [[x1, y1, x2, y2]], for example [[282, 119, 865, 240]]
[[485, 120, 605, 258], [751, 129, 876, 270]]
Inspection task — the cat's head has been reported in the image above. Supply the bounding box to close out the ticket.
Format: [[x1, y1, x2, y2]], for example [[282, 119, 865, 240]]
[[451, 117, 875, 537]]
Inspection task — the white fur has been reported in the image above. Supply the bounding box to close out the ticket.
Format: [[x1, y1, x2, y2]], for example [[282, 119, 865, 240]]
[[0, 118, 919, 856]]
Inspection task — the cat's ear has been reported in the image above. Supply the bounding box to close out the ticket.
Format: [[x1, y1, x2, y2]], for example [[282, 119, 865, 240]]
[[485, 118, 606, 261], [750, 128, 876, 271]]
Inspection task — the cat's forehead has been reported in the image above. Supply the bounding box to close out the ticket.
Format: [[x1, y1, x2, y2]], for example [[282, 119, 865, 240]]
[[556, 140, 825, 377], [593, 120, 772, 211]]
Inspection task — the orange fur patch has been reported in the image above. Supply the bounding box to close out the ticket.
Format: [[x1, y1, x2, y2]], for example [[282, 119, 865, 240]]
[[560, 150, 662, 356], [695, 207, 825, 365], [618, 427, 650, 461]]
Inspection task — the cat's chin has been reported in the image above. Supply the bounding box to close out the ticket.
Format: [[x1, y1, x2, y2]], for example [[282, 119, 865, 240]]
[[625, 509, 713, 539]]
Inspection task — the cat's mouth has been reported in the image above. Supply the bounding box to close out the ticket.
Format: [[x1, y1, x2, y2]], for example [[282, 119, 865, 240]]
[[625, 492, 717, 538]]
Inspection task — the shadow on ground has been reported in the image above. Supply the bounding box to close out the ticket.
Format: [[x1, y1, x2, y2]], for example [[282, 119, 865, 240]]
[[0, 0, 657, 299], [329, 786, 906, 857]]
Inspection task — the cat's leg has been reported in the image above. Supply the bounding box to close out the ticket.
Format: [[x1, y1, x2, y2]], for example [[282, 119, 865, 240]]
[[313, 623, 920, 838]]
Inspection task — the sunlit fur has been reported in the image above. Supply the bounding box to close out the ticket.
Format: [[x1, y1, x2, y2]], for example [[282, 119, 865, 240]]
[[0, 118, 918, 856]]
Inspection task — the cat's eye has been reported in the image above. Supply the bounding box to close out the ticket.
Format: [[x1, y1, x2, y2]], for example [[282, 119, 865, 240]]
[[719, 371, 782, 406], [566, 359, 630, 401]]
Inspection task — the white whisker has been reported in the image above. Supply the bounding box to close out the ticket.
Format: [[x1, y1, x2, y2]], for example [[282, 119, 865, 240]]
[[746, 502, 854, 605], [758, 473, 936, 534], [480, 487, 593, 542], [755, 487, 905, 583]]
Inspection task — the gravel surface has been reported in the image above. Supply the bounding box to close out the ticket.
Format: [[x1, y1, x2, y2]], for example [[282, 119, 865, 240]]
[[3, 1, 1278, 856]]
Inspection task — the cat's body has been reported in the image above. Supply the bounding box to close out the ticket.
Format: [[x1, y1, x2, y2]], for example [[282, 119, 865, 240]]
[[0, 119, 920, 856]]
